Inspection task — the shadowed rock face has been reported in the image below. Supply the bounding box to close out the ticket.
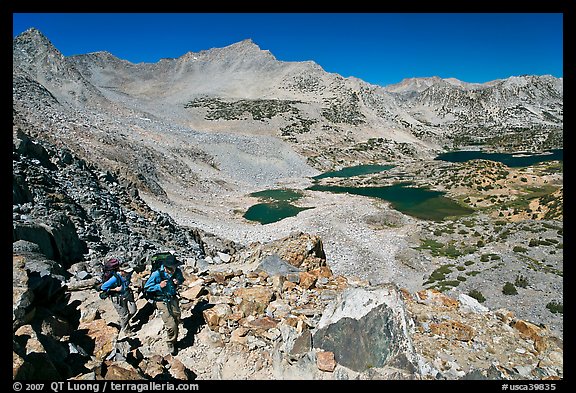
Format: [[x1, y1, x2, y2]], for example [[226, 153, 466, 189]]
[[313, 285, 416, 373], [314, 303, 402, 371], [13, 213, 87, 268]]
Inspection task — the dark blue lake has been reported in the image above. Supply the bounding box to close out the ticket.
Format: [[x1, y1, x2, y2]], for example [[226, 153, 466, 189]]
[[435, 149, 563, 167]]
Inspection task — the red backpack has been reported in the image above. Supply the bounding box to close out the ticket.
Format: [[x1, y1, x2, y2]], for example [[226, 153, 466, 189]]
[[102, 257, 121, 283]]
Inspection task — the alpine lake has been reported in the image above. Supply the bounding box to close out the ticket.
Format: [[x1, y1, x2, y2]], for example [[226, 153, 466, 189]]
[[242, 150, 563, 225]]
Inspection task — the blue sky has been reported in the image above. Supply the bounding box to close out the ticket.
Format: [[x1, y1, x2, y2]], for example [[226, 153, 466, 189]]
[[12, 13, 563, 87]]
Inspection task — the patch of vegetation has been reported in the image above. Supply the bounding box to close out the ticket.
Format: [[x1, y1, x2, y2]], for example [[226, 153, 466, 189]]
[[546, 300, 563, 314], [514, 274, 529, 288], [416, 239, 475, 258], [280, 117, 318, 137], [539, 190, 563, 220], [321, 91, 366, 125], [462, 219, 476, 228], [434, 280, 461, 291], [515, 254, 563, 276], [542, 222, 562, 231], [491, 262, 505, 270], [286, 75, 323, 93], [542, 161, 563, 174], [502, 282, 518, 295], [185, 97, 301, 121], [497, 185, 561, 220], [477, 125, 562, 152], [498, 229, 511, 240], [423, 264, 456, 287], [443, 242, 466, 258], [480, 253, 500, 262], [468, 289, 486, 303], [416, 238, 444, 253]]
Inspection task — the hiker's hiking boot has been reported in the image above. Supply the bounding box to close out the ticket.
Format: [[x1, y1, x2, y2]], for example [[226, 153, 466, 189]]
[[167, 341, 178, 355]]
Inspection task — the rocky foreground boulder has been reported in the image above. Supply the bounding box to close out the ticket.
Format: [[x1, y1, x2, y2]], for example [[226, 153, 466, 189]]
[[14, 236, 563, 380], [14, 226, 563, 381]]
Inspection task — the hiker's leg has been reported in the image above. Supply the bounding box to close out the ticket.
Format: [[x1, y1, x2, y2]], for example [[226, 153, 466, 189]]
[[112, 297, 130, 331], [168, 298, 181, 341], [126, 291, 137, 318], [128, 300, 137, 323], [157, 301, 178, 342]]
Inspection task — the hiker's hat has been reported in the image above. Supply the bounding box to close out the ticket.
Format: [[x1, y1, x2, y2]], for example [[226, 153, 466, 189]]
[[120, 263, 134, 273], [163, 254, 178, 268]]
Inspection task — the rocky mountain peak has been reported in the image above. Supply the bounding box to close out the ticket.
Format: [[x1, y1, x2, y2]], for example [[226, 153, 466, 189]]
[[72, 50, 135, 71], [84, 50, 120, 61], [443, 77, 483, 90], [14, 27, 52, 46], [13, 27, 63, 67], [13, 26, 110, 109], [150, 38, 279, 83], [227, 38, 260, 49], [206, 38, 275, 62], [385, 76, 446, 93]]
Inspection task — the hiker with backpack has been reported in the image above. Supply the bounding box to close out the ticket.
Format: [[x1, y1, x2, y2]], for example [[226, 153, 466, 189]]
[[100, 257, 137, 336], [143, 254, 184, 355]]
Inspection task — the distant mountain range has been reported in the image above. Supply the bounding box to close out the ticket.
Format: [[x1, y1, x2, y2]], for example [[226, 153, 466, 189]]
[[13, 27, 563, 194]]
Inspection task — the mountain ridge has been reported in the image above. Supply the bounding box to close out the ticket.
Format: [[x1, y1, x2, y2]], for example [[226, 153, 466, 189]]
[[15, 27, 562, 90]]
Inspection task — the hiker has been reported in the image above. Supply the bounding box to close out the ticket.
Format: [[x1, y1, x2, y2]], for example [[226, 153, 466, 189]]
[[143, 254, 184, 355], [100, 260, 137, 335]]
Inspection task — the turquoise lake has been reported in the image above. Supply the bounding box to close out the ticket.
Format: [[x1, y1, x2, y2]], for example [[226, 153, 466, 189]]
[[243, 202, 313, 225], [307, 183, 474, 221]]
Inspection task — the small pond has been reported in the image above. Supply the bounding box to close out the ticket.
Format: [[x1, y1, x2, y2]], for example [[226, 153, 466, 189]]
[[242, 189, 313, 225]]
